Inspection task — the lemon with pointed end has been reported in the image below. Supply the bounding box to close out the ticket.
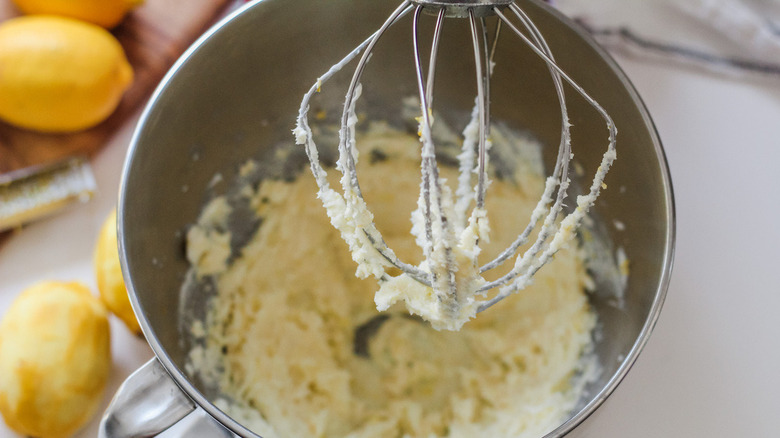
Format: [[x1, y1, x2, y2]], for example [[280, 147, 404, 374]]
[[95, 209, 142, 335], [12, 0, 144, 29], [0, 16, 134, 133], [0, 281, 111, 438]]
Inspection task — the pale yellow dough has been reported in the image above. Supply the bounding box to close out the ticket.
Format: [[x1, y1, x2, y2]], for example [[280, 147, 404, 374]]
[[185, 126, 598, 438]]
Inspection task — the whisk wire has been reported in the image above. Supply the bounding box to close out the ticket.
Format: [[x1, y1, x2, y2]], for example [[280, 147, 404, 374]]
[[470, 12, 491, 215], [296, 0, 617, 325], [477, 4, 617, 310], [454, 17, 498, 228], [413, 5, 461, 305], [298, 0, 432, 285], [479, 3, 574, 277]]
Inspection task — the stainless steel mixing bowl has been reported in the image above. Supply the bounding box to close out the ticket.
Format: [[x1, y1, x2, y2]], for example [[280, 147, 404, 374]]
[[107, 0, 675, 436]]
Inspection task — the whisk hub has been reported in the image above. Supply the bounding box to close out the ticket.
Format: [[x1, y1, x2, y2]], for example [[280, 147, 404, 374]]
[[410, 0, 512, 17]]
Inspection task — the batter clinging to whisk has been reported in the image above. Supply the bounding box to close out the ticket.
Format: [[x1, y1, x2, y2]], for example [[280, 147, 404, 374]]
[[294, 0, 617, 331]]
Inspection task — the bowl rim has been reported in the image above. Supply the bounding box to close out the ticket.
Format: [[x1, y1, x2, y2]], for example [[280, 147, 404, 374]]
[[117, 0, 676, 436], [538, 6, 676, 438]]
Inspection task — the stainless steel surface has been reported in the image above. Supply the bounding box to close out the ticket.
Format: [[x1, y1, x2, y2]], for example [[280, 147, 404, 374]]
[[116, 0, 674, 436], [100, 358, 235, 438], [99, 359, 195, 437]]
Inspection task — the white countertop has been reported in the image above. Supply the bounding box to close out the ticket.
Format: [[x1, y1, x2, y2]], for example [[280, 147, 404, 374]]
[[1, 1, 779, 436]]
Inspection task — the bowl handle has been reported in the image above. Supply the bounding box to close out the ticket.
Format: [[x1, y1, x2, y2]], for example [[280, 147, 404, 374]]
[[99, 357, 236, 437]]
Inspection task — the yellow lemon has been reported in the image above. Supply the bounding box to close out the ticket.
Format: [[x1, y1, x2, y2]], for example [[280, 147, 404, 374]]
[[0, 281, 111, 438], [95, 209, 142, 335], [0, 16, 134, 133], [12, 0, 144, 29]]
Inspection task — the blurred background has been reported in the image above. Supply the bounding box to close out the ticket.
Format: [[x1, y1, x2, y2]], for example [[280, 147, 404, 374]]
[[1, 0, 778, 436]]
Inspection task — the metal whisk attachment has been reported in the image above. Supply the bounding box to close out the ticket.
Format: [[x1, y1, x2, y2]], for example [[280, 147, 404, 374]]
[[294, 0, 617, 330]]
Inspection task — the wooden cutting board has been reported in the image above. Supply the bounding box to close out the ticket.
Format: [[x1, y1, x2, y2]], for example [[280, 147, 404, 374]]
[[0, 0, 235, 172], [0, 0, 235, 244]]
